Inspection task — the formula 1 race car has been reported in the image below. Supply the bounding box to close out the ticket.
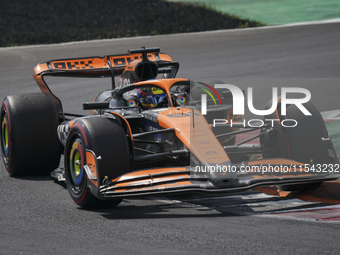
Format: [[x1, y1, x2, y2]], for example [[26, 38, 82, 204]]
[[1, 47, 339, 208]]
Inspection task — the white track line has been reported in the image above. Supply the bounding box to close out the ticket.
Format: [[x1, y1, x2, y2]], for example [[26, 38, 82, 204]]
[[322, 110, 340, 119]]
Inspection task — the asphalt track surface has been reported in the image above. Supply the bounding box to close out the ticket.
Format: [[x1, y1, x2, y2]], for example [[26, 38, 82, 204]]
[[1, 22, 340, 254]]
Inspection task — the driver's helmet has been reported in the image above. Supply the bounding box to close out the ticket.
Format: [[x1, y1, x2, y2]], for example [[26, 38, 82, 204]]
[[137, 86, 167, 110]]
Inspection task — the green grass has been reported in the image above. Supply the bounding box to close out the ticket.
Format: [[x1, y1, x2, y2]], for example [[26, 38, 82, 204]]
[[197, 2, 265, 27], [168, 0, 340, 25]]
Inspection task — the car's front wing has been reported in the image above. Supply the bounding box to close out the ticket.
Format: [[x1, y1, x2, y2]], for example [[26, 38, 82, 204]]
[[99, 159, 340, 198]]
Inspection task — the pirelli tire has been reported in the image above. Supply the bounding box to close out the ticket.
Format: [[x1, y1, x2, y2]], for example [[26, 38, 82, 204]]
[[64, 116, 130, 209], [0, 93, 62, 176], [277, 101, 329, 191]]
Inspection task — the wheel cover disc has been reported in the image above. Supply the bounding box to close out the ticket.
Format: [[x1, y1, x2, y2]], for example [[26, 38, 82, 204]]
[[69, 138, 85, 186], [1, 115, 9, 163]]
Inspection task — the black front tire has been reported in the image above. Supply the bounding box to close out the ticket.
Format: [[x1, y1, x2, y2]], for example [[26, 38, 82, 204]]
[[277, 102, 329, 191], [64, 117, 130, 208]]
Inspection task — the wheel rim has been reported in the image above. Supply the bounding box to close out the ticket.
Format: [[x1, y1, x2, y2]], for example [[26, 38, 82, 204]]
[[1, 113, 9, 164], [69, 138, 85, 192]]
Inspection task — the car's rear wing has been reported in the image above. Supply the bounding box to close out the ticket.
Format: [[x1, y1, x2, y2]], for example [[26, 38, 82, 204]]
[[32, 48, 176, 109], [34, 52, 174, 77]]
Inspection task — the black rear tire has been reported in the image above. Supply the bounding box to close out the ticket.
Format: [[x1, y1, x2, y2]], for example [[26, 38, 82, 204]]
[[64, 117, 130, 208], [277, 102, 329, 191], [0, 93, 62, 176]]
